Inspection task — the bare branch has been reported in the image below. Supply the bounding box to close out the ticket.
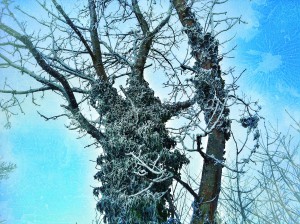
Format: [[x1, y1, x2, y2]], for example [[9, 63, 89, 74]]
[[132, 0, 149, 35], [0, 86, 51, 95], [88, 0, 107, 80]]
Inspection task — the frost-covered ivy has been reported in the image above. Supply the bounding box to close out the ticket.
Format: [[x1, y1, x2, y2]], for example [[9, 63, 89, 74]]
[[91, 78, 189, 223]]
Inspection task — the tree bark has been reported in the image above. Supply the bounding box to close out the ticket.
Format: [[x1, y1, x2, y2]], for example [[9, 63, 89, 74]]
[[172, 1, 228, 223], [191, 130, 225, 223]]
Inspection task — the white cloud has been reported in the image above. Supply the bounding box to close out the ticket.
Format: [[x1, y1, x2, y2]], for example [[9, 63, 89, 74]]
[[216, 0, 263, 43], [277, 83, 300, 98], [253, 52, 283, 74]]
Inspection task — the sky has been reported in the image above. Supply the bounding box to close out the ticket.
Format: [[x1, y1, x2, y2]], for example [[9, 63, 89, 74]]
[[1, 0, 300, 223]]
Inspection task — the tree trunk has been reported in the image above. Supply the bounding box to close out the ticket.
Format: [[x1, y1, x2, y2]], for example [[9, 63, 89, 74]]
[[172, 1, 228, 223], [191, 129, 225, 223]]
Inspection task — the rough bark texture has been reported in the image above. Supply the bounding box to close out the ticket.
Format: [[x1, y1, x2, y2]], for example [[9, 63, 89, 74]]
[[172, 1, 230, 223], [192, 130, 225, 223]]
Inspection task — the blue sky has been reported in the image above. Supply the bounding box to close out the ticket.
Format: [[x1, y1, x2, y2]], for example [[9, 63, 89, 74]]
[[1, 0, 300, 223], [236, 0, 300, 109], [0, 107, 99, 223]]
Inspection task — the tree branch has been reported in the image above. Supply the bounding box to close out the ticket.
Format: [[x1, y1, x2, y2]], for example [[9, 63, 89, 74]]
[[0, 52, 62, 92], [132, 4, 173, 80], [0, 22, 78, 109], [132, 0, 149, 35], [0, 87, 52, 95], [51, 0, 107, 80], [0, 21, 104, 143], [173, 175, 199, 199], [51, 0, 94, 59], [88, 0, 107, 80]]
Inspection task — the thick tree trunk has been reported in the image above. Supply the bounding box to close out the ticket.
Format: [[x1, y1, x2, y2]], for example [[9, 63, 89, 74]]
[[191, 130, 225, 223]]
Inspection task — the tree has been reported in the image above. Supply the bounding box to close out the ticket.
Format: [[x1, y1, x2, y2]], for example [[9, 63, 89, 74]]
[[250, 116, 300, 224], [0, 0, 260, 223], [218, 115, 300, 224], [0, 158, 16, 181], [0, 158, 16, 224]]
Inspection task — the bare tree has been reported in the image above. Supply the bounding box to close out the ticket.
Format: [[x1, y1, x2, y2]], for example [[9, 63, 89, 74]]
[[217, 114, 300, 224], [0, 0, 260, 223], [250, 117, 300, 224]]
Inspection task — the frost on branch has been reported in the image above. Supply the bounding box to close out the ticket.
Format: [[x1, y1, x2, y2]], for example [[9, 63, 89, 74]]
[[91, 78, 189, 223], [240, 115, 259, 130], [185, 22, 231, 140]]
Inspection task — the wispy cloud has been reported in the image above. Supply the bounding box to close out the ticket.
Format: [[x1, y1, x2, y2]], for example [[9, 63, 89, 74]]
[[249, 51, 283, 74]]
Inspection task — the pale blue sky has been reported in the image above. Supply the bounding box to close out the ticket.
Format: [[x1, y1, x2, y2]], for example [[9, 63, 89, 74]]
[[1, 0, 300, 223]]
